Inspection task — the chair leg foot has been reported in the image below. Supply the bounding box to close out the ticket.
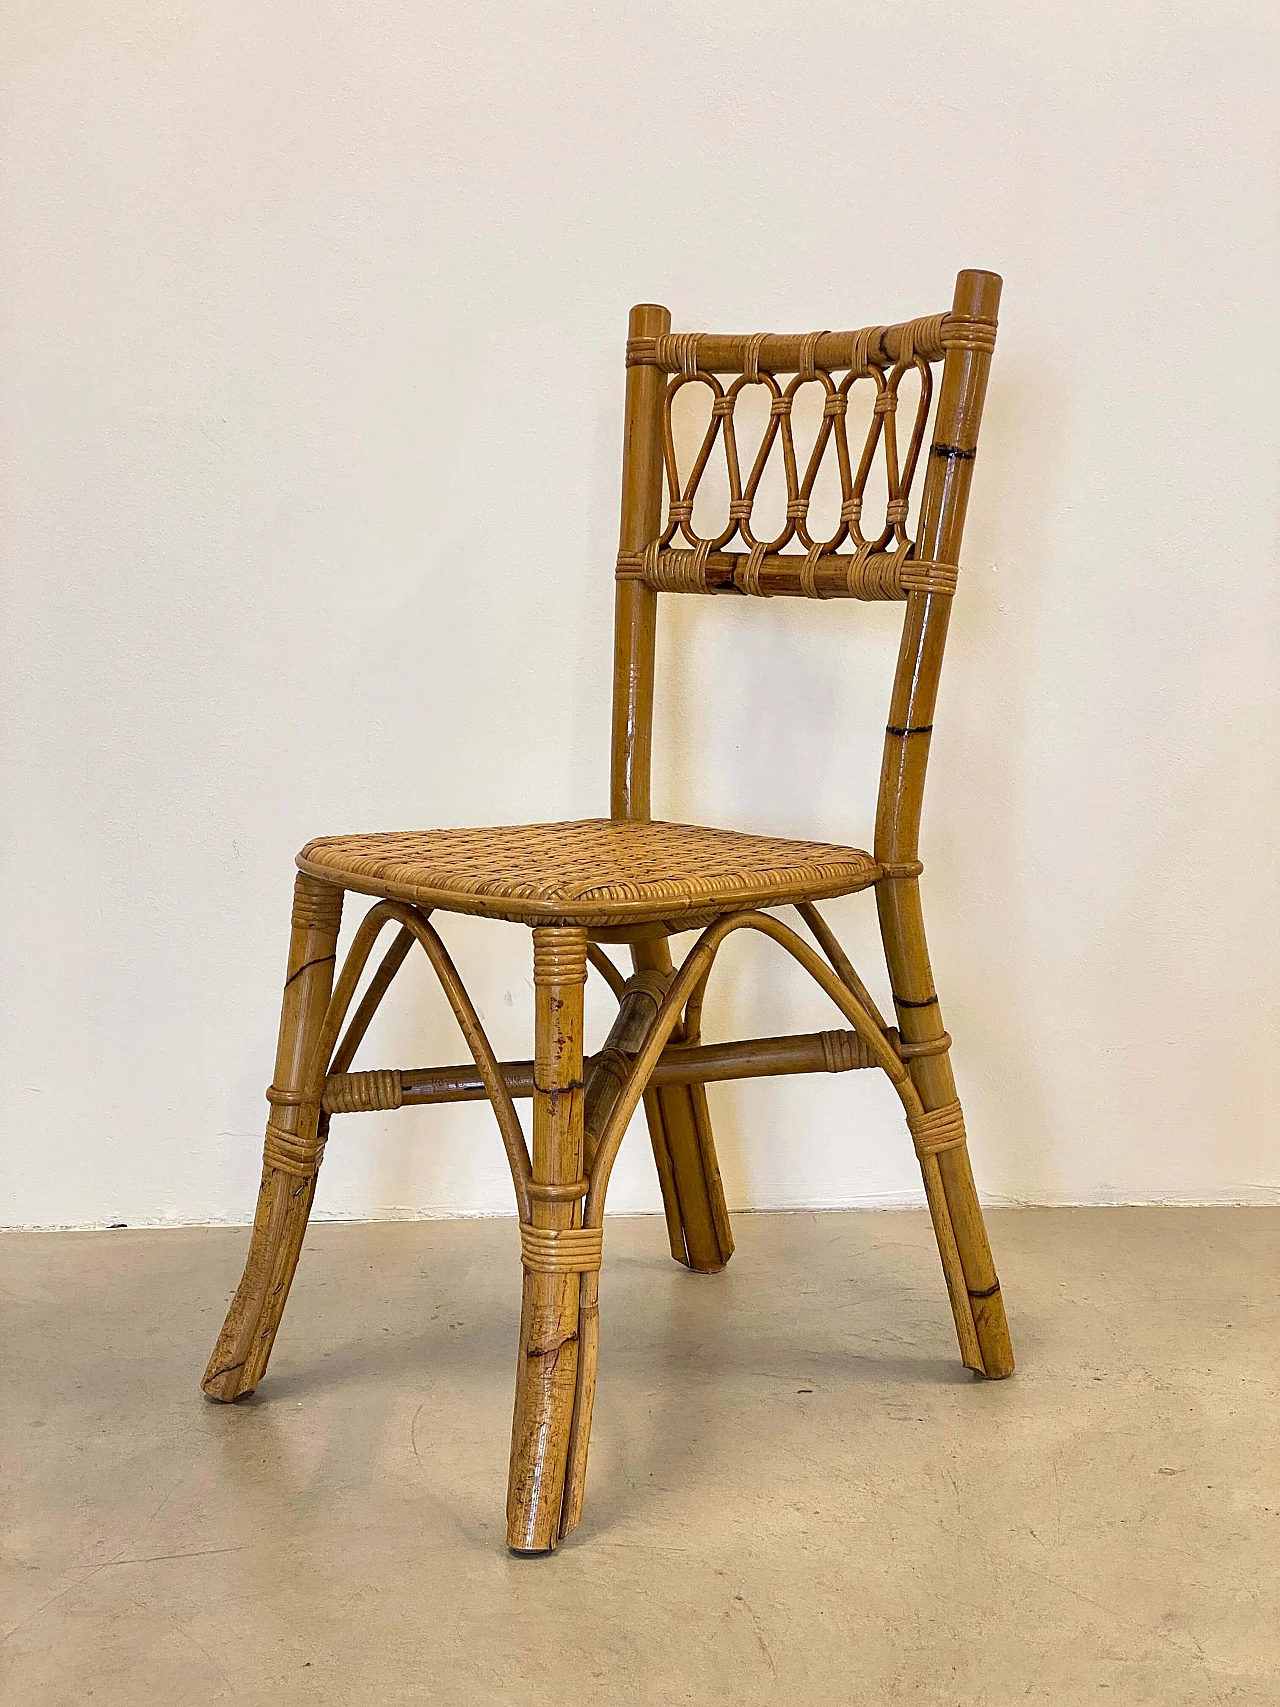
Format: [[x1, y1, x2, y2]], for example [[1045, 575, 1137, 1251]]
[[631, 943, 733, 1273], [202, 1170, 322, 1401], [644, 1082, 733, 1272], [201, 873, 343, 1402], [506, 1265, 582, 1552], [936, 1142, 1015, 1378]]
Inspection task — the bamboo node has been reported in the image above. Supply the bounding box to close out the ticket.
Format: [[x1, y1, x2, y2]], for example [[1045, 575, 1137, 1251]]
[[906, 1099, 967, 1159], [519, 1223, 603, 1275], [322, 1068, 403, 1114]]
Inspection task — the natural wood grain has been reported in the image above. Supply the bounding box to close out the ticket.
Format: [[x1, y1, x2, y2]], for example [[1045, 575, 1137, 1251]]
[[507, 928, 589, 1553], [202, 873, 342, 1401]]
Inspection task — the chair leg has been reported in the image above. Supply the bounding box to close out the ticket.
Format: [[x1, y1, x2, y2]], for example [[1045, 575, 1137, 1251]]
[[507, 927, 593, 1553], [878, 881, 1015, 1379], [202, 873, 343, 1402], [632, 939, 734, 1273]]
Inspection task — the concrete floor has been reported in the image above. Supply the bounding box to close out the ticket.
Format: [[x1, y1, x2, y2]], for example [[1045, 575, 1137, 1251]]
[[2, 1209, 1277, 1705]]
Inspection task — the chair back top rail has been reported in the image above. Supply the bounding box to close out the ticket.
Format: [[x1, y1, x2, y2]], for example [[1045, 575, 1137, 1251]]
[[626, 312, 994, 377]]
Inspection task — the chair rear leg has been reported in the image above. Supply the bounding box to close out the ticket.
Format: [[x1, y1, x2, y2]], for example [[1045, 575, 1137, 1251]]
[[632, 939, 733, 1273], [202, 873, 343, 1401], [878, 880, 1014, 1379]]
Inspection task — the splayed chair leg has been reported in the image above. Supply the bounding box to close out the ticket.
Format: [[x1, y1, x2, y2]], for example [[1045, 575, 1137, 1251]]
[[507, 927, 596, 1553], [202, 872, 343, 1401], [632, 938, 734, 1273], [879, 880, 1014, 1379]]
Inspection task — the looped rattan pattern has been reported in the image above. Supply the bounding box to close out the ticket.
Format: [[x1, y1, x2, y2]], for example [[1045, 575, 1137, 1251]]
[[643, 311, 944, 595]]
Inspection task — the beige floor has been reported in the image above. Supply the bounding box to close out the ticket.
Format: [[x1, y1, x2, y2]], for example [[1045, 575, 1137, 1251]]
[[2, 1209, 1277, 1705]]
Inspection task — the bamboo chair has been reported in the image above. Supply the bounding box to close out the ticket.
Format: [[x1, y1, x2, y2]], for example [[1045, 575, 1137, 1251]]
[[203, 268, 1015, 1553]]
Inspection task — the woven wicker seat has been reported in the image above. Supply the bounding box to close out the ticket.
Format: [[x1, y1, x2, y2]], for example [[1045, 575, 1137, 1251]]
[[298, 819, 880, 928], [205, 272, 1016, 1558]]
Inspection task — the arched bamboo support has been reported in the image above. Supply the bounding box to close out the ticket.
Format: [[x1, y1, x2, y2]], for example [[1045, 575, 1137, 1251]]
[[310, 901, 533, 1221], [586, 942, 628, 1000], [328, 926, 415, 1078], [586, 910, 915, 1222], [557, 907, 995, 1530]]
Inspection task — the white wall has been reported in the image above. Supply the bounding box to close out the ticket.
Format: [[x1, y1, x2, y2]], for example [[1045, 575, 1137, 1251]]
[[3, 2, 1278, 1228]]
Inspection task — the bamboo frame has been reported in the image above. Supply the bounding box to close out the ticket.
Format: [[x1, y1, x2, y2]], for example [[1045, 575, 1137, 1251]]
[[204, 269, 1014, 1553]]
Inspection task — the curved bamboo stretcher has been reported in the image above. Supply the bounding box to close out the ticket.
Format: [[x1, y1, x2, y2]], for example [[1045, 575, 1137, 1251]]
[[203, 269, 1015, 1554]]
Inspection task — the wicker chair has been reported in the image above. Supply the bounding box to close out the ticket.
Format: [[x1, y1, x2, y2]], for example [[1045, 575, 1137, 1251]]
[[203, 269, 1015, 1553]]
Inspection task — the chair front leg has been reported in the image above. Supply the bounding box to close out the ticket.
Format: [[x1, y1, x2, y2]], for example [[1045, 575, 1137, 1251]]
[[506, 926, 595, 1553], [202, 873, 343, 1401]]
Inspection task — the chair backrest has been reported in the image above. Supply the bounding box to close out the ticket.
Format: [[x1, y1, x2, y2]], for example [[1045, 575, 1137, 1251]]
[[610, 268, 1001, 878]]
